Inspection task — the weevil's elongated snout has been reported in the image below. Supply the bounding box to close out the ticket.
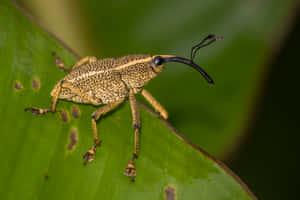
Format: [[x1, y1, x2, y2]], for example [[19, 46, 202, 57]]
[[154, 34, 222, 85], [161, 56, 214, 85]]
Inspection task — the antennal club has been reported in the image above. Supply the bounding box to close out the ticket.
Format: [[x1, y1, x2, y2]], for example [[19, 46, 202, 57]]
[[190, 34, 223, 62]]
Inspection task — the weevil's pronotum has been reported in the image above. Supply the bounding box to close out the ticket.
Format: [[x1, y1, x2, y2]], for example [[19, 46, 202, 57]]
[[25, 34, 222, 181]]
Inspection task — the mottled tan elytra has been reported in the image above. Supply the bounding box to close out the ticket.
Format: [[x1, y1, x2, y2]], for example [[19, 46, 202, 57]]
[[25, 34, 222, 182]]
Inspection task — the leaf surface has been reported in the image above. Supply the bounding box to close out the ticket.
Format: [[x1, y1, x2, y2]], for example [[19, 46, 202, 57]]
[[0, 1, 255, 200]]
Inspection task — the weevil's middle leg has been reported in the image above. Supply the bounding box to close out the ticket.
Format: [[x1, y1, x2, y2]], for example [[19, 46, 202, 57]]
[[52, 52, 96, 72], [83, 99, 124, 165], [124, 91, 140, 181], [25, 80, 63, 115]]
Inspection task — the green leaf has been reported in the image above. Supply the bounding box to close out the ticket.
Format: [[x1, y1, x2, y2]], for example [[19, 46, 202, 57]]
[[0, 1, 255, 199]]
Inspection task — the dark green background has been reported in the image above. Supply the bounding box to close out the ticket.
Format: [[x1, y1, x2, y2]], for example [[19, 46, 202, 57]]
[[231, 11, 300, 199]]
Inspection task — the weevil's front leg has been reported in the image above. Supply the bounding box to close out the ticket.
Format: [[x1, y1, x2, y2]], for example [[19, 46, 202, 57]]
[[83, 99, 124, 165], [141, 89, 168, 119], [52, 52, 96, 72], [124, 91, 140, 181], [25, 80, 63, 115]]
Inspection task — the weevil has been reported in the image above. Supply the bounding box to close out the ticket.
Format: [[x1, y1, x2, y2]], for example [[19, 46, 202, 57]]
[[25, 34, 222, 181]]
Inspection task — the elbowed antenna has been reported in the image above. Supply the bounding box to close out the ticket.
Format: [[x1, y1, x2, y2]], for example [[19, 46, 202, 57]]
[[162, 56, 215, 85], [190, 34, 223, 62]]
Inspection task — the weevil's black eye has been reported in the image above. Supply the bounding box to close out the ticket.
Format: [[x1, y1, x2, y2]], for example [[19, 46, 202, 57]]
[[153, 56, 164, 66]]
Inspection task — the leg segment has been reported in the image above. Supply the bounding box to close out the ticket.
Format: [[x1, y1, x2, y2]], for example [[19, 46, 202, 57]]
[[129, 92, 140, 157], [25, 80, 63, 115], [124, 91, 140, 181], [70, 56, 97, 71], [141, 89, 168, 119], [60, 81, 100, 105], [83, 99, 124, 165], [52, 52, 96, 72]]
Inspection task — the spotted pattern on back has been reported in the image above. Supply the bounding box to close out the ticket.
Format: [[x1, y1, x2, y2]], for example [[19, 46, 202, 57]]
[[51, 55, 161, 105]]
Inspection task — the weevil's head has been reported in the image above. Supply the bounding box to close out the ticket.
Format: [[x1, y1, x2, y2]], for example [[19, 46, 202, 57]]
[[149, 54, 215, 84], [149, 34, 222, 85], [149, 55, 171, 73], [121, 35, 221, 90]]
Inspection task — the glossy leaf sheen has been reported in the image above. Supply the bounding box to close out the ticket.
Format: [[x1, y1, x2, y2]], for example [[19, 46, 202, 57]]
[[0, 1, 254, 200]]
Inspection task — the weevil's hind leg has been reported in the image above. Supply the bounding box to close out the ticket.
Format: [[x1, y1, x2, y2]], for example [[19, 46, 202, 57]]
[[52, 52, 96, 72], [141, 89, 168, 119], [124, 91, 140, 182], [70, 56, 97, 71], [83, 99, 124, 165], [24, 80, 63, 115]]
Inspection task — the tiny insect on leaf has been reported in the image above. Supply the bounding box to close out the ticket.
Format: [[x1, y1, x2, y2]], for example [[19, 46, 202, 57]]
[[25, 35, 221, 181]]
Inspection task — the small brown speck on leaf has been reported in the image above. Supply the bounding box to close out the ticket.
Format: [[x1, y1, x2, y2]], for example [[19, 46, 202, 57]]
[[32, 77, 40, 90], [115, 117, 121, 122], [67, 128, 78, 150], [44, 174, 49, 180], [71, 106, 81, 119], [14, 80, 23, 90], [165, 186, 176, 200], [59, 110, 69, 122]]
